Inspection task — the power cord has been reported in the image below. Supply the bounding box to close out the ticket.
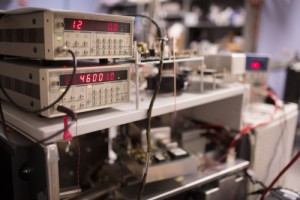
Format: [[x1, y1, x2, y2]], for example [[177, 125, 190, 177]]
[[137, 39, 166, 200], [260, 150, 300, 200], [129, 14, 166, 200]]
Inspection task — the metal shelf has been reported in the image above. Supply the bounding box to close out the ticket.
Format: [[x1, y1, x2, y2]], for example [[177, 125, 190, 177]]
[[3, 83, 245, 143], [118, 159, 249, 200]]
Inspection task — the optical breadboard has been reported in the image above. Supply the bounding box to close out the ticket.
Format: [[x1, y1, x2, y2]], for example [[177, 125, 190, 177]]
[[0, 59, 130, 118], [0, 8, 134, 60]]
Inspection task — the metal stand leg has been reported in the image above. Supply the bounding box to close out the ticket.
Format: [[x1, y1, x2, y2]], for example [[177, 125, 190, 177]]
[[44, 144, 60, 200], [134, 41, 140, 110]]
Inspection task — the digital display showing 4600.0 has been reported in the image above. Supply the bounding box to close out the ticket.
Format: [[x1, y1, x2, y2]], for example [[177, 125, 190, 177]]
[[64, 18, 130, 33], [60, 70, 128, 86]]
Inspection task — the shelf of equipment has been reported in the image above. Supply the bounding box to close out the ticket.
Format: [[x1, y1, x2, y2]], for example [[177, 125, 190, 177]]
[[3, 82, 246, 143], [4, 55, 227, 143]]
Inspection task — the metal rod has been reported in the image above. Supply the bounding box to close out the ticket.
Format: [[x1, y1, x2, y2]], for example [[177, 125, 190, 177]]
[[134, 41, 140, 110]]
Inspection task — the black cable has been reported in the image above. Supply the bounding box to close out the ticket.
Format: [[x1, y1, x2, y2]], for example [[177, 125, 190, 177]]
[[245, 169, 266, 189], [261, 150, 300, 200], [0, 49, 77, 114], [136, 37, 167, 200], [128, 13, 166, 200], [57, 105, 77, 121], [37, 105, 77, 144]]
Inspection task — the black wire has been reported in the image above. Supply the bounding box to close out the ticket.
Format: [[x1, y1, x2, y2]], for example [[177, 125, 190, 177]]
[[57, 105, 77, 121], [128, 13, 166, 200], [0, 49, 77, 114], [126, 13, 166, 200], [245, 170, 266, 189], [136, 37, 166, 200], [37, 105, 77, 144]]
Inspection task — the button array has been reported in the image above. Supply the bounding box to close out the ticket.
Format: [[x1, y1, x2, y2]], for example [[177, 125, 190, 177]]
[[96, 38, 125, 56], [58, 82, 128, 110]]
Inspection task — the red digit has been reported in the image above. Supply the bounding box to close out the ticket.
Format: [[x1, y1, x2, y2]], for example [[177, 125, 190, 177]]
[[92, 74, 97, 82], [77, 20, 83, 30], [86, 74, 91, 82], [113, 23, 118, 32], [99, 73, 103, 81], [80, 75, 85, 83], [110, 72, 115, 80], [72, 20, 76, 29], [108, 22, 112, 31]]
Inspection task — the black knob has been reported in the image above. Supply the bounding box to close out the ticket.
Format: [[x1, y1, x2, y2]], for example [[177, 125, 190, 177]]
[[19, 162, 34, 181]]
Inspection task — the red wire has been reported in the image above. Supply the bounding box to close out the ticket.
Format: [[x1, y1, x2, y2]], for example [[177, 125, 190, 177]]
[[229, 90, 279, 148], [260, 150, 300, 200]]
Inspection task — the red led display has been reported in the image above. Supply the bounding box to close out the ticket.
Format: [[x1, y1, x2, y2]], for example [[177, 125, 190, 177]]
[[60, 70, 128, 86], [250, 61, 262, 70], [72, 20, 83, 30], [64, 18, 130, 33]]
